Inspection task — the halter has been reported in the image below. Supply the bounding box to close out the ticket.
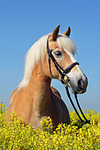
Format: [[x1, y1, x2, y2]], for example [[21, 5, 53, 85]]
[[47, 39, 79, 84], [47, 38, 90, 124]]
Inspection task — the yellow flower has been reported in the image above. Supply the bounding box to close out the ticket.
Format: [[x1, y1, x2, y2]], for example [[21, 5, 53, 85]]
[[0, 102, 100, 149]]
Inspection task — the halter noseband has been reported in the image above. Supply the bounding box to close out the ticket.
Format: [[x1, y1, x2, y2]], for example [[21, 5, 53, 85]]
[[47, 38, 90, 125]]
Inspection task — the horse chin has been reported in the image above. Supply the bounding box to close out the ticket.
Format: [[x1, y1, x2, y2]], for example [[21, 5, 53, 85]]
[[70, 87, 82, 94], [69, 85, 87, 94]]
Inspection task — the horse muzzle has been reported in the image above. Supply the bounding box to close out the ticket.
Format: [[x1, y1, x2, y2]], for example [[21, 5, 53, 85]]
[[64, 73, 88, 94]]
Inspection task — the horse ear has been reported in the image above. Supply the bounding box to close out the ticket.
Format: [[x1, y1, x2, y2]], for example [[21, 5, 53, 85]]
[[63, 26, 71, 37], [50, 25, 60, 41]]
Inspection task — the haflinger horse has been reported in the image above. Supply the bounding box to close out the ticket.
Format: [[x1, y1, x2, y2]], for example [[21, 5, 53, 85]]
[[6, 25, 88, 130]]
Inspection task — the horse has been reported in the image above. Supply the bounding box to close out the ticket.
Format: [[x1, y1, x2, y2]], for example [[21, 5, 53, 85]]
[[6, 25, 88, 130]]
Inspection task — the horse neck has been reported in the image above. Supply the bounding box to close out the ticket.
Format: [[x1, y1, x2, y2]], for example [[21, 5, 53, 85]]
[[26, 63, 51, 115]]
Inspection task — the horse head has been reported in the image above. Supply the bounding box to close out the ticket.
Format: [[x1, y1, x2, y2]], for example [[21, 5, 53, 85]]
[[44, 25, 88, 94]]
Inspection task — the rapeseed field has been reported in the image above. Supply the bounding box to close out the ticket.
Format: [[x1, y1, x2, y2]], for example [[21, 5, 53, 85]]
[[0, 101, 100, 150]]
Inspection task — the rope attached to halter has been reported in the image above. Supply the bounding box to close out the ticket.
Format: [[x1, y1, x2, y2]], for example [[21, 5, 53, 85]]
[[47, 37, 90, 124], [66, 86, 90, 124]]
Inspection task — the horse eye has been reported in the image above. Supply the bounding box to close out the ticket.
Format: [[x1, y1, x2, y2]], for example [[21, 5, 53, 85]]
[[54, 50, 62, 57]]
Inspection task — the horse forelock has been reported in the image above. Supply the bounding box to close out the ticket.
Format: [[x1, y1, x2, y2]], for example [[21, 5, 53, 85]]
[[57, 34, 76, 54], [18, 34, 76, 90]]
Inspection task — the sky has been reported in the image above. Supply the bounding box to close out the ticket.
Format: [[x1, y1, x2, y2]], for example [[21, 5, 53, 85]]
[[0, 0, 100, 112]]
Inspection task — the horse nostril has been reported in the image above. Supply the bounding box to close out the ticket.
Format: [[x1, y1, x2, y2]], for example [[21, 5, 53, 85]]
[[78, 79, 83, 90]]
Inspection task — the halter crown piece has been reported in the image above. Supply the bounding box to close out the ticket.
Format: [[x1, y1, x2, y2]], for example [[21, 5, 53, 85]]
[[47, 34, 90, 125]]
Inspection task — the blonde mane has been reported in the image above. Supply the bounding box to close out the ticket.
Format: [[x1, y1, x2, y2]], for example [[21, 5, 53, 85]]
[[18, 34, 49, 89], [18, 34, 76, 90]]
